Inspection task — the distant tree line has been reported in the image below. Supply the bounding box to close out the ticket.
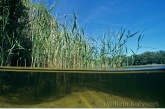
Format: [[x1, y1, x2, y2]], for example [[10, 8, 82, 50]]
[[122, 50, 165, 66]]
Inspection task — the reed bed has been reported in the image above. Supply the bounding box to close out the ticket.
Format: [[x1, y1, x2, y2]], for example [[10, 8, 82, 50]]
[[0, 0, 142, 68], [0, 0, 144, 100]]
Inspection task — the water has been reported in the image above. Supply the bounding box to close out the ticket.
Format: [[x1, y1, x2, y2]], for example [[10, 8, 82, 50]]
[[0, 66, 165, 107]]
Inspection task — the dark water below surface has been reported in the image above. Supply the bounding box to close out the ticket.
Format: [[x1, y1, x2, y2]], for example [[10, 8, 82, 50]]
[[0, 66, 164, 107]]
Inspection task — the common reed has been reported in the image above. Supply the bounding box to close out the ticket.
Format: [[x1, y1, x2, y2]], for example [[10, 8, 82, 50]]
[[0, 0, 143, 98]]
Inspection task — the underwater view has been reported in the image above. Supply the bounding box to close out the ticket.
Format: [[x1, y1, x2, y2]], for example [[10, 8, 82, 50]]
[[0, 66, 165, 108], [1, 0, 165, 108]]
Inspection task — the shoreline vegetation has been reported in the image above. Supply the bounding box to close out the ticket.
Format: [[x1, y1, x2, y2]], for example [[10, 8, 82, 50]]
[[0, 0, 145, 68]]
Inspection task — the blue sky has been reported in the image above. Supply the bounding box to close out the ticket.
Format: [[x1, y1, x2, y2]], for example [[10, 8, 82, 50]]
[[47, 0, 165, 56]]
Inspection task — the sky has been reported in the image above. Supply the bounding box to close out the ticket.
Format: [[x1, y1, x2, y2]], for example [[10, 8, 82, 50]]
[[46, 0, 165, 56]]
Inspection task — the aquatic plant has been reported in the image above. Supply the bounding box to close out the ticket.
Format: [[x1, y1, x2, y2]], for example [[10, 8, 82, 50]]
[[0, 0, 142, 68], [0, 0, 144, 99]]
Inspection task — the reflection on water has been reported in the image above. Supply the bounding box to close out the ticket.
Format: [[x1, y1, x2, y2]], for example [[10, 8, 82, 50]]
[[0, 66, 165, 107]]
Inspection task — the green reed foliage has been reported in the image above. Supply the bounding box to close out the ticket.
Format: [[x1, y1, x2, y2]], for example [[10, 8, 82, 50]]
[[0, 0, 142, 69], [93, 28, 140, 68], [26, 2, 94, 68]]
